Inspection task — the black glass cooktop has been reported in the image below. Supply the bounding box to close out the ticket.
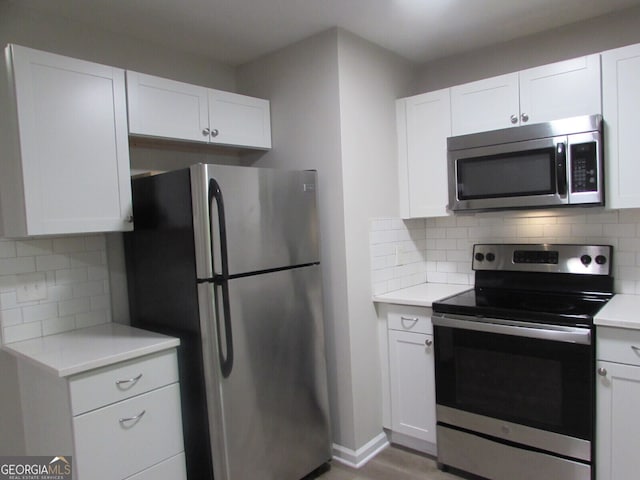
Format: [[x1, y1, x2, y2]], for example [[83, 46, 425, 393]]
[[433, 287, 611, 327]]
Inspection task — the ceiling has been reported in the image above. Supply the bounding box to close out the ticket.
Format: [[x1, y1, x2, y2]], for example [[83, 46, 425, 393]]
[[16, 0, 640, 66]]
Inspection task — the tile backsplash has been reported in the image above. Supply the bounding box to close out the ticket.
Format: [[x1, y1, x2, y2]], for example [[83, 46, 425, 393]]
[[0, 235, 111, 344], [371, 209, 640, 296]]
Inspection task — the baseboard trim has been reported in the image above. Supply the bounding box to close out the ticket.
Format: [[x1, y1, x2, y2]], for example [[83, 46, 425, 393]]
[[332, 432, 389, 468]]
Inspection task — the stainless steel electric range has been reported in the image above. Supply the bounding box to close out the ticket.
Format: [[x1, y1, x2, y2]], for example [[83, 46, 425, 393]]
[[432, 244, 614, 480]]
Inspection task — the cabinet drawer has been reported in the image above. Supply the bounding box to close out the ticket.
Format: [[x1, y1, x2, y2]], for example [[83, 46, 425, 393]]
[[597, 326, 640, 366], [69, 349, 178, 415], [387, 306, 432, 334], [125, 453, 186, 480], [73, 383, 184, 480]]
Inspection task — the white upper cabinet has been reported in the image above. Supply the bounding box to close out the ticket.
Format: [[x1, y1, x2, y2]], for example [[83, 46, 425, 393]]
[[397, 88, 451, 218], [126, 71, 272, 150], [450, 73, 519, 135], [0, 44, 133, 237], [602, 43, 640, 209], [519, 55, 601, 125], [451, 54, 601, 136]]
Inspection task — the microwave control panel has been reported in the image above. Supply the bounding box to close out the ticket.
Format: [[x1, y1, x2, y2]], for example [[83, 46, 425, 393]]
[[571, 142, 598, 193]]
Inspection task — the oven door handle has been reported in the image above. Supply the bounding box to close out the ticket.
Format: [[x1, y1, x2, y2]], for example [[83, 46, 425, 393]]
[[431, 313, 591, 345]]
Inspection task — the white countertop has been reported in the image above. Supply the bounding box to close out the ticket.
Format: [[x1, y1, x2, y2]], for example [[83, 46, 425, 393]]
[[2, 323, 180, 377], [595, 294, 640, 330], [373, 283, 472, 308]]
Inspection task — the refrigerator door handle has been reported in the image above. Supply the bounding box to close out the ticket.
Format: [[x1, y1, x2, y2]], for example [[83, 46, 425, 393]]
[[209, 178, 234, 378]]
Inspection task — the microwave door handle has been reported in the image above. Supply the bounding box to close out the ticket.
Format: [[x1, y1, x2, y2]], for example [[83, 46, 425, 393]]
[[556, 142, 568, 196]]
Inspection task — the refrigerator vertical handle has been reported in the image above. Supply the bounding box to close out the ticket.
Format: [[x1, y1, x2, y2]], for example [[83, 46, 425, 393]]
[[209, 178, 234, 378]]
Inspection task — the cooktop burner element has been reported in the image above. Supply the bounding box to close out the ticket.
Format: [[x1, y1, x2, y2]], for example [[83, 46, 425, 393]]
[[433, 244, 614, 327]]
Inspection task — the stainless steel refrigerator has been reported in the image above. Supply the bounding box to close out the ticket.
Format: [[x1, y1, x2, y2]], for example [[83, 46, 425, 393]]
[[124, 164, 331, 480]]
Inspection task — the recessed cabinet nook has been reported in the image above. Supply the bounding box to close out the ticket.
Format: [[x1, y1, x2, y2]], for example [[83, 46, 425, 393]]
[[0, 44, 272, 238], [397, 46, 640, 219]]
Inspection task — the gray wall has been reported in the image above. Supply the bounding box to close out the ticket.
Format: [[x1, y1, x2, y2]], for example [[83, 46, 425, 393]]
[[411, 4, 640, 94], [237, 29, 414, 452]]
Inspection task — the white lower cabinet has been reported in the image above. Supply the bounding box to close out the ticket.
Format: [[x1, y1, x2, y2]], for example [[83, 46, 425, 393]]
[[596, 326, 640, 480], [18, 349, 186, 480], [381, 304, 437, 454]]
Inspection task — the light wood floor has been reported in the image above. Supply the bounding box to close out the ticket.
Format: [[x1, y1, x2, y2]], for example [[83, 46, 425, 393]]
[[313, 445, 465, 480]]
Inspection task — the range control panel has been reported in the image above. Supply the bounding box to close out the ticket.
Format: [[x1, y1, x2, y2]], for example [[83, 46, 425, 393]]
[[472, 244, 612, 275]]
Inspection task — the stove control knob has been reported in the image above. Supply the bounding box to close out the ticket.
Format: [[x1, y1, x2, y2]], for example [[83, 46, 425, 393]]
[[595, 255, 607, 265], [475, 252, 485, 262], [580, 255, 592, 266], [486, 252, 496, 262]]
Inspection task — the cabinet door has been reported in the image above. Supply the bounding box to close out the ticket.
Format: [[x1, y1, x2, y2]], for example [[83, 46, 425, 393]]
[[397, 89, 451, 218], [602, 43, 640, 209], [450, 73, 519, 135], [388, 329, 436, 443], [208, 89, 272, 149], [126, 71, 209, 143], [3, 45, 132, 236], [596, 360, 640, 480], [519, 54, 601, 126]]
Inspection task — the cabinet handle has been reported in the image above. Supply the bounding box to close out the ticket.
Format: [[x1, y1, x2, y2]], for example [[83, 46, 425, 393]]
[[400, 316, 419, 329], [425, 338, 433, 347], [202, 128, 210, 136], [126, 215, 134, 223], [119, 410, 146, 425], [211, 128, 219, 138], [115, 373, 143, 387], [510, 114, 518, 124], [597, 367, 607, 377], [521, 113, 529, 123], [631, 345, 640, 354]]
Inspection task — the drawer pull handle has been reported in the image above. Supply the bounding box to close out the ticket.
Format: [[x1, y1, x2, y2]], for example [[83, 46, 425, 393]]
[[631, 345, 640, 354], [116, 373, 143, 387], [400, 316, 419, 329], [119, 410, 146, 426]]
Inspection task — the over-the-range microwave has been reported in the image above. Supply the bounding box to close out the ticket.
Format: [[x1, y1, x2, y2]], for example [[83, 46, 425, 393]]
[[447, 114, 603, 212]]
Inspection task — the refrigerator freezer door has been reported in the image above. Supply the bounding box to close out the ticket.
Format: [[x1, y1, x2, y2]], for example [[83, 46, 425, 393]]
[[198, 264, 331, 480], [191, 164, 320, 279]]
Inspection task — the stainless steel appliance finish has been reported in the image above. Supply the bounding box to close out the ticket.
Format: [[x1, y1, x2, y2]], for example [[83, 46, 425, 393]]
[[124, 164, 331, 480], [431, 313, 592, 345], [447, 114, 603, 212], [432, 244, 614, 480], [437, 425, 591, 480]]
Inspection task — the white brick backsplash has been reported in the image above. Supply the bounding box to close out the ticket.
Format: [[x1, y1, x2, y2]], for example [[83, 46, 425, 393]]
[[0, 233, 111, 344], [0, 257, 36, 275], [0, 241, 17, 258], [36, 254, 71, 271], [22, 303, 58, 323], [371, 208, 640, 296]]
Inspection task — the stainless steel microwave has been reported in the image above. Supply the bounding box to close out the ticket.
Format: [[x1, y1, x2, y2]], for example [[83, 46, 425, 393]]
[[447, 115, 603, 212]]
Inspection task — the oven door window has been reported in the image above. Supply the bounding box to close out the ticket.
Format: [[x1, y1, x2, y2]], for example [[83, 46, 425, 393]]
[[434, 326, 592, 440], [456, 148, 556, 200]]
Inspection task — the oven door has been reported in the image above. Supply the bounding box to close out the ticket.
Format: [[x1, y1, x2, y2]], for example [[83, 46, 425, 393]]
[[432, 313, 593, 457]]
